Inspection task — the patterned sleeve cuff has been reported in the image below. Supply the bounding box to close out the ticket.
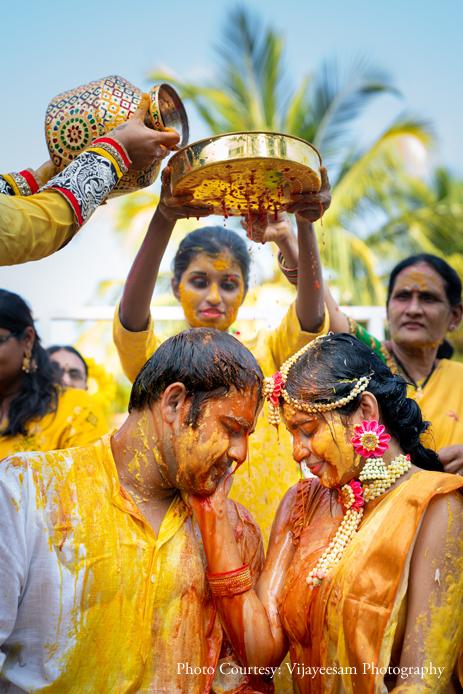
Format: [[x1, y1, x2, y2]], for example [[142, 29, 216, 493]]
[[277, 251, 298, 287], [39, 138, 130, 229], [1, 169, 40, 196], [0, 175, 15, 196]]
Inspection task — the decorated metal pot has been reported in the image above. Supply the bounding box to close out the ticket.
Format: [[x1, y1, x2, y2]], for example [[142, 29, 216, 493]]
[[45, 75, 189, 197]]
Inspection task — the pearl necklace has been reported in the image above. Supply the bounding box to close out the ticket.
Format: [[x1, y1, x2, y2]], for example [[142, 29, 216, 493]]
[[307, 454, 411, 587], [363, 453, 411, 502]]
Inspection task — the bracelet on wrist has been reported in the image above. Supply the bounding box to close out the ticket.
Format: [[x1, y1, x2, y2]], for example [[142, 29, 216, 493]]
[[207, 564, 253, 597], [2, 169, 39, 196], [278, 251, 298, 287]]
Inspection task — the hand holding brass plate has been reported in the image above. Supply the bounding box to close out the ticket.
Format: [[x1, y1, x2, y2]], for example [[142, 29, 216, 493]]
[[168, 132, 322, 217]]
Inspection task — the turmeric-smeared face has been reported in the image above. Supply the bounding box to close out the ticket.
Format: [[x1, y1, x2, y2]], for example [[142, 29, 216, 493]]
[[174, 252, 245, 331], [163, 386, 260, 495], [283, 405, 362, 488], [387, 263, 453, 349]]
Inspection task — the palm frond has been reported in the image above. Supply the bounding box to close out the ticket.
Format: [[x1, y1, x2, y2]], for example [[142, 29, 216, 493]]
[[307, 55, 398, 157]]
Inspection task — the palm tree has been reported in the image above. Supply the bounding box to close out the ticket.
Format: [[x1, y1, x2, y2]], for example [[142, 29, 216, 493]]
[[143, 6, 440, 304]]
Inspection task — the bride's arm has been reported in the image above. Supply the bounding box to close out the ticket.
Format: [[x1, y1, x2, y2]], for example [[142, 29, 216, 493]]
[[393, 491, 463, 692], [190, 479, 299, 668]]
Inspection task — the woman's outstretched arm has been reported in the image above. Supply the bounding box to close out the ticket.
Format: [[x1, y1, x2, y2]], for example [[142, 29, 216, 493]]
[[119, 167, 211, 332], [190, 478, 299, 669], [243, 166, 331, 333]]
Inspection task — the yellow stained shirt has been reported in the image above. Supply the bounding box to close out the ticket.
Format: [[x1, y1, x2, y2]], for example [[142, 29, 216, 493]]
[[406, 359, 463, 450], [0, 434, 264, 693], [0, 388, 108, 459], [113, 303, 329, 545], [0, 190, 75, 266]]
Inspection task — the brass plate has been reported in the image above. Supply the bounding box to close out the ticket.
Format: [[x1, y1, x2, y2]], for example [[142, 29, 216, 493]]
[[168, 131, 322, 216]]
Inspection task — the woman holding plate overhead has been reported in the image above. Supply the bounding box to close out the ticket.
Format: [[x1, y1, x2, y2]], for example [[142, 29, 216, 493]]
[[113, 164, 332, 546]]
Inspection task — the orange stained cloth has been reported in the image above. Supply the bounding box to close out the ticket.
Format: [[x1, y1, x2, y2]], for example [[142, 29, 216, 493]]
[[279, 472, 463, 694], [113, 302, 330, 547], [0, 434, 265, 693], [0, 189, 76, 265], [0, 388, 108, 458]]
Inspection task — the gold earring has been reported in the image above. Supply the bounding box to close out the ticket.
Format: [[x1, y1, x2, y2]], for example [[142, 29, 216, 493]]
[[22, 350, 32, 373]]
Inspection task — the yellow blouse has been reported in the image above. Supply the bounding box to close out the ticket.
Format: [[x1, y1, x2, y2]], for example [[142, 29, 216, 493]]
[[0, 190, 75, 266], [113, 303, 329, 545], [407, 359, 463, 450], [0, 388, 108, 459], [0, 434, 264, 693]]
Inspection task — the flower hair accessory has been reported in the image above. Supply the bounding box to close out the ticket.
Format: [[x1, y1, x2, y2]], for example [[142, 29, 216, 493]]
[[351, 420, 390, 458], [262, 335, 372, 428]]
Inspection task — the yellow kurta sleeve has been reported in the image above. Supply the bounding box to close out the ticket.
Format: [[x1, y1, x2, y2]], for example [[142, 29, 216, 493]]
[[113, 302, 163, 383], [244, 302, 330, 376], [0, 190, 76, 266], [55, 389, 109, 449], [0, 389, 108, 458]]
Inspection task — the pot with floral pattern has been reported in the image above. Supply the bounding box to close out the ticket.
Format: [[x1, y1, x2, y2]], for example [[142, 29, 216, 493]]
[[44, 75, 189, 197]]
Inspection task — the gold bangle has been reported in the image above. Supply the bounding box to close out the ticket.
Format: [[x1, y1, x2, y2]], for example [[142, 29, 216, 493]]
[[207, 565, 253, 598]]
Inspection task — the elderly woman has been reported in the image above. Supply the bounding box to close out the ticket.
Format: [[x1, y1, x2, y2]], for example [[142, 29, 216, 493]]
[[0, 290, 107, 457], [190, 334, 463, 694], [278, 247, 463, 474], [47, 345, 88, 390]]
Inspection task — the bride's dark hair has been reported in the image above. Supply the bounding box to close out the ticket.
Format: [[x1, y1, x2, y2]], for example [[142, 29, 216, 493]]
[[284, 333, 443, 471]]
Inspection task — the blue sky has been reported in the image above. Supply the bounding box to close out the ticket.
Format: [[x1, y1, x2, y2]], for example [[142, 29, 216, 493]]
[[2, 0, 462, 172], [2, 0, 463, 343]]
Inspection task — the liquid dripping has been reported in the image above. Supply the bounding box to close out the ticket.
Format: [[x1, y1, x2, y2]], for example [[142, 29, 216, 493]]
[[297, 460, 309, 529], [245, 190, 253, 241], [247, 431, 251, 482], [318, 201, 324, 227], [224, 459, 245, 487]]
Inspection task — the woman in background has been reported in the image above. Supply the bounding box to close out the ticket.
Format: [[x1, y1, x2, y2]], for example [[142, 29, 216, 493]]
[[47, 345, 88, 390], [0, 290, 107, 458]]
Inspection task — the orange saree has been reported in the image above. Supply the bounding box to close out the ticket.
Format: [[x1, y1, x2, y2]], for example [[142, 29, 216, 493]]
[[279, 472, 463, 694]]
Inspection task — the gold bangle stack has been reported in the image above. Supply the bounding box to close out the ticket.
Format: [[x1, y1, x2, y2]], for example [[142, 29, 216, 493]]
[[207, 565, 253, 597]]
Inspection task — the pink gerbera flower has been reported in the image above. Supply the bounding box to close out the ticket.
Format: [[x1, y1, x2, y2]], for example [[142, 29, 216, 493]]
[[351, 420, 390, 458], [269, 372, 284, 406], [349, 479, 364, 511]]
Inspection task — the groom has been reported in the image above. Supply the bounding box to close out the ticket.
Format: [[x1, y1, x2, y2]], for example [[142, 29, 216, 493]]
[[0, 328, 271, 693]]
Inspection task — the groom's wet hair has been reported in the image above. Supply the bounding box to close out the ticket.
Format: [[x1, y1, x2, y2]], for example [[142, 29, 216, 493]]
[[129, 327, 263, 427]]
